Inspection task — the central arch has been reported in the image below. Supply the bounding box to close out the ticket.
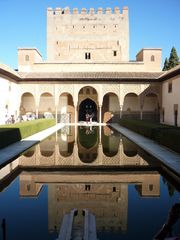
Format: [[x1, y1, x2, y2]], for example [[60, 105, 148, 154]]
[[78, 86, 98, 122], [78, 98, 97, 122]]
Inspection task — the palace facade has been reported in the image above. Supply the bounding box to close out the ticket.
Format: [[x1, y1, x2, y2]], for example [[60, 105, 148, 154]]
[[0, 6, 180, 126]]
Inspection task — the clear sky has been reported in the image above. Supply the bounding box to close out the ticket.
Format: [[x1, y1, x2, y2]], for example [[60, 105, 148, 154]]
[[0, 0, 179, 69]]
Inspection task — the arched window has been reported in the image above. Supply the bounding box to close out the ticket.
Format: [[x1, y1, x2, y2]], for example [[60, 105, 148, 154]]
[[25, 55, 29, 61], [86, 88, 90, 94], [151, 55, 155, 61]]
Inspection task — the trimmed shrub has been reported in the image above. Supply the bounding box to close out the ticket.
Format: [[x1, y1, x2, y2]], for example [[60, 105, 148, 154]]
[[119, 119, 180, 154], [0, 119, 56, 149], [0, 128, 21, 149]]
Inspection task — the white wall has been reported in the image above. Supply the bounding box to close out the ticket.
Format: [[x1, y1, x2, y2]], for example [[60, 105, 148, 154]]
[[162, 75, 180, 126], [0, 77, 19, 124]]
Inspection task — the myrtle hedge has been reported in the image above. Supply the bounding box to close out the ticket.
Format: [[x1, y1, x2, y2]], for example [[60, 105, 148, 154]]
[[119, 119, 180, 154], [0, 119, 55, 149]]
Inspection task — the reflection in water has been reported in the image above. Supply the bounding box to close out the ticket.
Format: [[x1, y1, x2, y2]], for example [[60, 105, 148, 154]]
[[59, 126, 75, 157], [19, 126, 158, 167], [78, 126, 98, 163], [40, 135, 55, 157], [78, 126, 98, 149], [0, 126, 179, 240], [19, 171, 160, 234], [122, 136, 137, 157], [102, 126, 120, 157]]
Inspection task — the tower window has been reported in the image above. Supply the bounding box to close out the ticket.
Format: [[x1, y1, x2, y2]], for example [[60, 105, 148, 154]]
[[113, 51, 117, 56], [148, 184, 154, 191], [168, 82, 172, 93], [85, 52, 91, 60], [151, 55, 155, 61], [25, 55, 29, 61], [85, 185, 91, 191]]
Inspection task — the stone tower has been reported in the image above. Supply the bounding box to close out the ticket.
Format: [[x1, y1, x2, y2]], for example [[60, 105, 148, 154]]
[[47, 6, 129, 63]]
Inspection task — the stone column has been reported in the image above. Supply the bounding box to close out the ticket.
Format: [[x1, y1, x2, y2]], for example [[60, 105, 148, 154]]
[[120, 105, 123, 119], [140, 106, 143, 120], [74, 105, 78, 124], [36, 107, 39, 119], [55, 106, 58, 124], [99, 105, 102, 124], [99, 125, 102, 144]]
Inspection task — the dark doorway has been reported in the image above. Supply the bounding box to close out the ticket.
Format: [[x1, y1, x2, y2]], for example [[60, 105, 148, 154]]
[[78, 98, 97, 122]]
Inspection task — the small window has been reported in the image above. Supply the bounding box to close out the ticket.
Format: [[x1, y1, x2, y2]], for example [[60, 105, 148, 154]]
[[148, 184, 154, 191], [151, 55, 155, 61], [113, 187, 116, 192], [56, 41, 58, 45], [85, 52, 91, 60], [113, 51, 117, 56], [86, 88, 90, 94], [27, 184, 31, 192], [25, 55, 29, 61], [83, 26, 85, 29], [85, 185, 91, 191], [168, 82, 172, 93]]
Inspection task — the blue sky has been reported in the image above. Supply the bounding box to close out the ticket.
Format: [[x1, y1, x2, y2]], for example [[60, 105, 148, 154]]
[[0, 0, 179, 69]]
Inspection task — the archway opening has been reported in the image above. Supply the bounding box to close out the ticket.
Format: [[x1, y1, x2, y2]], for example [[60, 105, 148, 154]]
[[58, 93, 74, 123], [20, 92, 35, 116], [143, 93, 159, 121], [78, 98, 97, 122], [102, 92, 120, 123], [122, 93, 139, 119], [39, 92, 54, 118]]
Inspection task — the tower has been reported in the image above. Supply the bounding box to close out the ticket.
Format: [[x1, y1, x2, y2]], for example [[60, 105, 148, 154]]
[[47, 6, 129, 63]]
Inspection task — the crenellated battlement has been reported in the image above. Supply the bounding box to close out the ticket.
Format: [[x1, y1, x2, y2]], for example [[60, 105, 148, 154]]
[[47, 5, 129, 62], [47, 6, 128, 15]]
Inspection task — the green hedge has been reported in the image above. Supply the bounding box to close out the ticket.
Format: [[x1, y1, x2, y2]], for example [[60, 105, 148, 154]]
[[0, 119, 56, 149], [119, 119, 180, 153]]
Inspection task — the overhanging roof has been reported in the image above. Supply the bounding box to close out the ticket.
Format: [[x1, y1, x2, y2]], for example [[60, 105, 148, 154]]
[[18, 71, 163, 82]]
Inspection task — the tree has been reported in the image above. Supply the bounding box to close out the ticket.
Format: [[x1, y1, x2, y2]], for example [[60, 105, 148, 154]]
[[162, 57, 169, 71], [162, 47, 179, 71], [168, 47, 179, 69]]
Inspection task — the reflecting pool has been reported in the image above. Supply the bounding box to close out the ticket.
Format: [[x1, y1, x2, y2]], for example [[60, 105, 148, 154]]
[[0, 126, 179, 240]]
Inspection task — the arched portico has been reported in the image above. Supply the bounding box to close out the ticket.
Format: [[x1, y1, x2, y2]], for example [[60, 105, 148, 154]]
[[102, 92, 120, 123], [122, 93, 140, 119], [20, 92, 35, 116], [39, 92, 55, 118], [78, 98, 97, 122], [78, 86, 98, 122], [58, 93, 74, 123], [142, 93, 160, 121]]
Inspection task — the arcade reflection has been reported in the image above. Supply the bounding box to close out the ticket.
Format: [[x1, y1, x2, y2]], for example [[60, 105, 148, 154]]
[[0, 126, 179, 239], [19, 125, 162, 167]]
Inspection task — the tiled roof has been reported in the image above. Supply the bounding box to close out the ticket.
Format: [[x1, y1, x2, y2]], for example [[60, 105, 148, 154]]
[[19, 71, 163, 81]]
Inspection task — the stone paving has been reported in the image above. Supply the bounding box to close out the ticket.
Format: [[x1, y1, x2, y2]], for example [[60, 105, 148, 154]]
[[0, 123, 64, 168], [111, 123, 180, 177]]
